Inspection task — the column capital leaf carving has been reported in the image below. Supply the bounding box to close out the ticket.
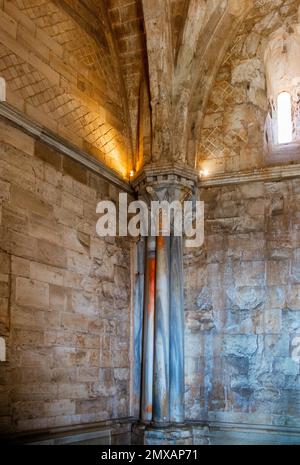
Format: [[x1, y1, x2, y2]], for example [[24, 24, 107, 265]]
[[131, 162, 198, 202]]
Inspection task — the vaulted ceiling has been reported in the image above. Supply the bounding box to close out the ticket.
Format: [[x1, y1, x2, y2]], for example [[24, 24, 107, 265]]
[[105, 0, 255, 170], [107, 0, 297, 172], [0, 0, 296, 178]]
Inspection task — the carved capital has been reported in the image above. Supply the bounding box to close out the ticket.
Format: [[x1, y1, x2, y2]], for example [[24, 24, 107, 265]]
[[132, 162, 198, 204]]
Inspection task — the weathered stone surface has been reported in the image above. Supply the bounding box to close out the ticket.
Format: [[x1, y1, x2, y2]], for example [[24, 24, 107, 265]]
[[0, 123, 131, 434], [1, 0, 300, 443], [186, 287, 216, 332], [35, 141, 62, 171], [223, 335, 258, 357], [16, 278, 49, 310], [198, 0, 300, 174], [227, 286, 265, 312], [185, 176, 300, 428]]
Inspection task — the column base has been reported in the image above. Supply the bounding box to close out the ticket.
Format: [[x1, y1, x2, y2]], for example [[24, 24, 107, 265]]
[[132, 421, 300, 446], [132, 422, 194, 445]]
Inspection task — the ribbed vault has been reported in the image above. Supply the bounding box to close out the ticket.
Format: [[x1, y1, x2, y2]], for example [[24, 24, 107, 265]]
[[113, 0, 255, 171], [1, 0, 297, 176], [92, 0, 256, 173]]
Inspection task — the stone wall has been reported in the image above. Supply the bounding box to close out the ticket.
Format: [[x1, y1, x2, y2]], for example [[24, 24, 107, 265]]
[[0, 117, 132, 434], [184, 179, 300, 427], [0, 0, 130, 176], [198, 0, 300, 176]]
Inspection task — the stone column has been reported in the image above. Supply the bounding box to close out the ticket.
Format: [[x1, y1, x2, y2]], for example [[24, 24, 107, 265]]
[[153, 233, 170, 424], [133, 163, 197, 440], [132, 238, 145, 418], [169, 234, 185, 423], [141, 236, 156, 422]]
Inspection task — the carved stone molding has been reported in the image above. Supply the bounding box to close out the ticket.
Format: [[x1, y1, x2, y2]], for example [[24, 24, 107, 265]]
[[132, 162, 198, 200], [198, 163, 300, 188], [0, 102, 133, 194]]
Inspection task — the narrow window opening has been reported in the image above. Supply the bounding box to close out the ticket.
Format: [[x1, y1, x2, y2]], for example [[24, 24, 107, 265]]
[[277, 91, 293, 144], [0, 77, 6, 102]]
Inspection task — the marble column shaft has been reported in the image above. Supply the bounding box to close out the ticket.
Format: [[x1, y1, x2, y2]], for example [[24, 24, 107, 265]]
[[136, 165, 197, 428], [170, 235, 185, 423], [153, 233, 170, 424], [141, 236, 156, 422]]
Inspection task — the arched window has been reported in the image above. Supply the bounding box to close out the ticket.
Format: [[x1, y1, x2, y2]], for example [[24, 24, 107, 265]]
[[277, 91, 293, 144], [264, 19, 300, 157]]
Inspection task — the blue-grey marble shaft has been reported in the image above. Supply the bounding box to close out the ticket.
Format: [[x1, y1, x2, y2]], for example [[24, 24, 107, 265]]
[[170, 235, 185, 423], [132, 239, 145, 418], [153, 235, 170, 424]]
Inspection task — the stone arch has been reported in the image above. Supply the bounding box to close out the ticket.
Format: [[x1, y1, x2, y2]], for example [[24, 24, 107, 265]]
[[196, 0, 300, 176]]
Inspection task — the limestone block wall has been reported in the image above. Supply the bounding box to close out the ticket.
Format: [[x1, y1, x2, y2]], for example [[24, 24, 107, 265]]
[[0, 0, 130, 176], [184, 179, 300, 427], [198, 0, 300, 176], [0, 117, 132, 434]]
